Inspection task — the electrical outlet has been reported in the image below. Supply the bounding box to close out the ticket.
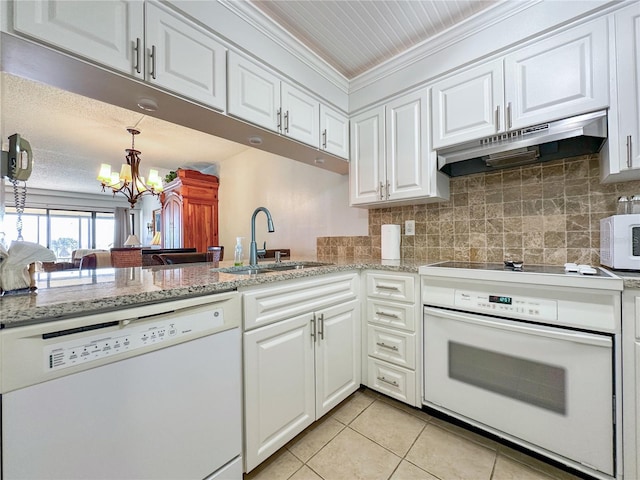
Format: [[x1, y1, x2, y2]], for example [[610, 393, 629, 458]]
[[405, 220, 415, 236]]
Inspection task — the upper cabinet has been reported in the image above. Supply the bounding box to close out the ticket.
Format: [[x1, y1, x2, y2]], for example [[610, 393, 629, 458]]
[[144, 2, 226, 111], [228, 52, 349, 158], [432, 18, 609, 149], [601, 4, 640, 182], [320, 105, 349, 159], [13, 1, 227, 111], [13, 0, 144, 75], [350, 88, 449, 207], [431, 59, 504, 149]]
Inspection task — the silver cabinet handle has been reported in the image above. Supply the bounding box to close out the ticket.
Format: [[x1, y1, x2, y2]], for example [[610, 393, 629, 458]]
[[377, 376, 399, 387], [318, 313, 324, 340], [386, 181, 390, 200], [376, 342, 399, 351], [322, 129, 327, 149], [377, 285, 400, 291], [284, 111, 289, 133], [149, 45, 157, 80], [627, 135, 633, 168], [134, 37, 141, 74], [310, 314, 316, 341], [496, 105, 500, 132], [277, 108, 282, 131], [376, 310, 399, 319], [379, 182, 385, 201], [507, 102, 512, 130]]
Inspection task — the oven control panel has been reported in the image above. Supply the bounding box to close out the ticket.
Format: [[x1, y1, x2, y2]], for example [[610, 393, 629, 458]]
[[454, 291, 558, 322]]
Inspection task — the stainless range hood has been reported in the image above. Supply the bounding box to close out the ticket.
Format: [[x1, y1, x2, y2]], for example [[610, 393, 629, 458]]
[[437, 110, 607, 177]]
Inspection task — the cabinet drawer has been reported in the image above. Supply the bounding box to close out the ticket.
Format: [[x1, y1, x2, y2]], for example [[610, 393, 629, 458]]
[[367, 357, 416, 406], [242, 272, 359, 330], [367, 299, 416, 331], [367, 324, 415, 369], [366, 272, 416, 303]]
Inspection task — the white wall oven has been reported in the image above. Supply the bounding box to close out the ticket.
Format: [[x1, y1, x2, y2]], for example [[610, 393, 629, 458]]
[[420, 262, 623, 480]]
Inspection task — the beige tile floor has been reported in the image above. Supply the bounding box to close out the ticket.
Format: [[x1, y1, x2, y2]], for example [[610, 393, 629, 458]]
[[245, 388, 583, 480]]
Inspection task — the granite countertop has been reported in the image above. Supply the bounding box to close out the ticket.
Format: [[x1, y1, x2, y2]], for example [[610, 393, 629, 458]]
[[609, 269, 640, 289], [0, 258, 422, 328]]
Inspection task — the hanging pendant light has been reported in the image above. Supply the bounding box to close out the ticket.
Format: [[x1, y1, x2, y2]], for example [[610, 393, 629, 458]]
[[97, 128, 164, 208]]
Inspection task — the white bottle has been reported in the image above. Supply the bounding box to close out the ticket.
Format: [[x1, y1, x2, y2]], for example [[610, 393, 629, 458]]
[[234, 237, 243, 266]]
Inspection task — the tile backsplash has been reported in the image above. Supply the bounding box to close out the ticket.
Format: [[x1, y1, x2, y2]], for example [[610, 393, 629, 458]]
[[318, 155, 640, 265]]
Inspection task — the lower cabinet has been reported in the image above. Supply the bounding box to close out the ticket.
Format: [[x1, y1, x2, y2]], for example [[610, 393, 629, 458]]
[[622, 290, 640, 480], [363, 271, 420, 406], [242, 273, 360, 472]]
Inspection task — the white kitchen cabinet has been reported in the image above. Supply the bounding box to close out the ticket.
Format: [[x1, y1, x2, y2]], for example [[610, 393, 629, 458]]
[[350, 89, 448, 206], [622, 289, 640, 480], [13, 1, 227, 111], [505, 18, 608, 129], [145, 2, 227, 111], [229, 52, 343, 151], [242, 273, 360, 472], [601, 5, 640, 182], [432, 18, 608, 149], [363, 271, 420, 406], [13, 0, 143, 76], [431, 60, 504, 149], [350, 106, 385, 204], [320, 105, 349, 159]]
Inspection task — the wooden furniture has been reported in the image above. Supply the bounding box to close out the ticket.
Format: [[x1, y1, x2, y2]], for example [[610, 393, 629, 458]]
[[160, 170, 219, 253], [110, 248, 142, 267]]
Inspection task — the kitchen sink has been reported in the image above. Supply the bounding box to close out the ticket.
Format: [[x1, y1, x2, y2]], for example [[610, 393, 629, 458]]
[[221, 262, 332, 275]]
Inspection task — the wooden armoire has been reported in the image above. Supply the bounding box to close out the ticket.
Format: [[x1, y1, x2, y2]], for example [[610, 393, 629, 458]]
[[160, 170, 219, 252]]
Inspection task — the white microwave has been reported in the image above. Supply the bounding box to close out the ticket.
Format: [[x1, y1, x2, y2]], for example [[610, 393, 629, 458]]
[[600, 214, 640, 270]]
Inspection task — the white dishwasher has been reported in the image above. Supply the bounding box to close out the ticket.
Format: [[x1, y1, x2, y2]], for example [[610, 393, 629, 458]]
[[0, 291, 242, 480]]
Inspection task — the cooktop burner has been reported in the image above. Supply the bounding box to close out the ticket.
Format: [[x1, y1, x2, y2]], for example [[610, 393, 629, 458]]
[[429, 261, 611, 277]]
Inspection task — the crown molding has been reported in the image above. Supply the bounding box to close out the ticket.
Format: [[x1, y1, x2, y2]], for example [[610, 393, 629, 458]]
[[349, 0, 542, 93], [220, 0, 350, 95]]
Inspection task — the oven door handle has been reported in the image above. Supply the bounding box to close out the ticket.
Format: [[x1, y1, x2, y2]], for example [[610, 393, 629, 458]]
[[423, 306, 612, 348]]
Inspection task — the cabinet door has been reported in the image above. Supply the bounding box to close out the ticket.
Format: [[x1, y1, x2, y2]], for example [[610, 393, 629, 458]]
[[145, 3, 226, 111], [349, 107, 385, 205], [505, 18, 609, 129], [315, 300, 361, 417], [228, 52, 281, 132], [281, 83, 320, 147], [14, 0, 143, 77], [431, 59, 504, 149], [244, 314, 315, 472], [162, 193, 182, 249], [386, 89, 432, 201], [320, 105, 349, 159], [614, 6, 640, 173]]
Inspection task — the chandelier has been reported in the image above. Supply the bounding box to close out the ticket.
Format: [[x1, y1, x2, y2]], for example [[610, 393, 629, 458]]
[[97, 128, 163, 208]]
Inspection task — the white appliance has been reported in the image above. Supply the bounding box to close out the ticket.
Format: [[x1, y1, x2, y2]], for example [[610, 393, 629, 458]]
[[601, 214, 640, 270], [0, 292, 242, 480], [419, 262, 623, 480]]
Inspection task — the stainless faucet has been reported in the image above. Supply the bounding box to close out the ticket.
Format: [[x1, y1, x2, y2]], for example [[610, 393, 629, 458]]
[[249, 207, 275, 266]]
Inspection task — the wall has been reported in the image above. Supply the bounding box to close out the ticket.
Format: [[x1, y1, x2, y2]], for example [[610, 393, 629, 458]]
[[217, 149, 368, 258], [318, 154, 640, 266]]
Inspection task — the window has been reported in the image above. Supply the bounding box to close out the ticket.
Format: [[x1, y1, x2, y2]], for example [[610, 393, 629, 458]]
[[3, 208, 116, 260]]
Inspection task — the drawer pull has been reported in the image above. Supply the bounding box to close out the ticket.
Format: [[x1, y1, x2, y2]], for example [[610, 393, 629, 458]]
[[310, 314, 316, 341], [377, 285, 400, 292], [377, 310, 399, 319], [377, 376, 399, 387], [318, 313, 324, 340], [376, 342, 399, 351]]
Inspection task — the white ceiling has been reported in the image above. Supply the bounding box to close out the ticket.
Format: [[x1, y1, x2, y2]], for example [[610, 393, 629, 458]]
[[248, 0, 498, 79], [1, 1, 499, 197]]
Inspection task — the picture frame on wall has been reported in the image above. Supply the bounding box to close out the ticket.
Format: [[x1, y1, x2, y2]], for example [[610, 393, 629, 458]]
[[153, 209, 161, 234]]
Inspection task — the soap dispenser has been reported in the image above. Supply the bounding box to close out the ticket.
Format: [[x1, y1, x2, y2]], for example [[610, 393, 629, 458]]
[[234, 237, 244, 266]]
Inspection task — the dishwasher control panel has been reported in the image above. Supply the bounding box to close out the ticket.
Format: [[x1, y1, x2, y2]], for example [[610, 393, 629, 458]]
[[44, 308, 224, 372], [454, 290, 558, 322]]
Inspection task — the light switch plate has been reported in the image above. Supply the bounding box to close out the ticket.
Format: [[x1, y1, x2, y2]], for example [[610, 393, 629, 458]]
[[405, 220, 415, 236]]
